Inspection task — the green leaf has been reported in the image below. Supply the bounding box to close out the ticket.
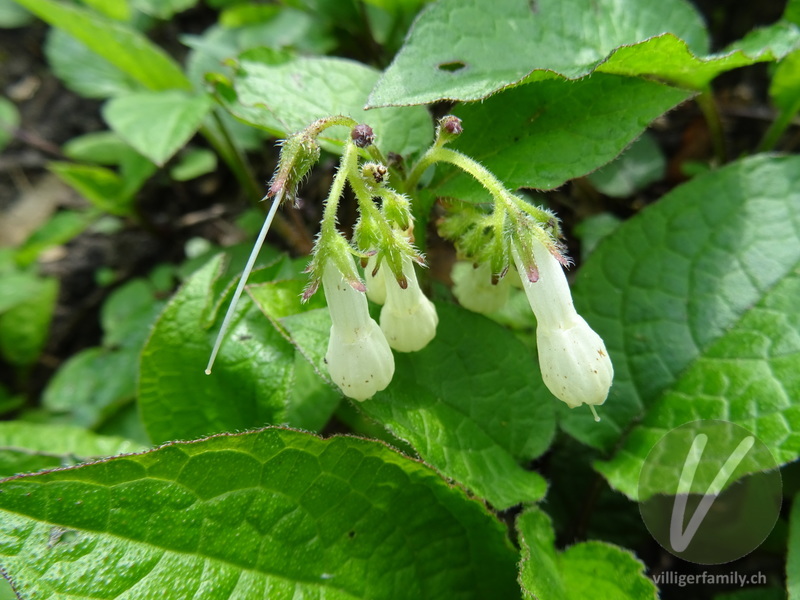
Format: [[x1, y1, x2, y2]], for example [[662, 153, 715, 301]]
[[574, 213, 623, 262], [183, 16, 334, 88], [587, 132, 666, 198], [102, 278, 167, 349], [0, 276, 57, 366], [224, 55, 433, 157], [43, 347, 137, 427], [770, 48, 800, 114], [48, 162, 136, 215], [103, 91, 214, 166], [44, 278, 166, 429], [0, 428, 519, 600], [279, 302, 554, 509], [368, 0, 800, 107], [0, 422, 145, 478], [557, 155, 800, 497], [245, 278, 339, 432], [63, 131, 140, 165], [45, 28, 142, 99], [138, 255, 295, 444], [0, 271, 43, 314], [0, 96, 19, 151], [131, 0, 197, 19], [517, 508, 657, 600], [80, 0, 130, 20], [0, 0, 32, 27], [788, 0, 800, 27], [169, 147, 217, 181], [434, 74, 690, 193], [12, 0, 190, 91], [14, 209, 99, 267], [285, 351, 342, 432]]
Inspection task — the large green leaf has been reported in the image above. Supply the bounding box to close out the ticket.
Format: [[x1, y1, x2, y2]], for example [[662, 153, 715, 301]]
[[517, 508, 657, 600], [44, 28, 142, 99], [277, 302, 554, 509], [11, 0, 190, 91], [556, 155, 800, 498], [103, 91, 214, 166], [432, 73, 690, 193], [0, 422, 144, 478], [0, 428, 519, 600], [221, 55, 433, 157], [368, 0, 800, 107], [138, 256, 296, 444]]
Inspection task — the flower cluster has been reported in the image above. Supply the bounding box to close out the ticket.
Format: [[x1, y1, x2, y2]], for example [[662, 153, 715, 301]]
[[301, 125, 438, 400], [209, 115, 611, 421]]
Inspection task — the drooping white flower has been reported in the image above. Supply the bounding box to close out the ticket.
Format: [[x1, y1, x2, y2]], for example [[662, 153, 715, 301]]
[[364, 254, 387, 305], [535, 315, 614, 410], [380, 256, 438, 352], [512, 239, 613, 418], [322, 261, 394, 401], [451, 261, 510, 314]]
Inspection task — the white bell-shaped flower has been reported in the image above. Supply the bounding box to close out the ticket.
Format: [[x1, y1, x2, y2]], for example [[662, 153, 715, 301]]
[[322, 261, 394, 401], [451, 261, 510, 314], [536, 315, 614, 410], [380, 256, 438, 352], [364, 254, 387, 305], [512, 239, 613, 417]]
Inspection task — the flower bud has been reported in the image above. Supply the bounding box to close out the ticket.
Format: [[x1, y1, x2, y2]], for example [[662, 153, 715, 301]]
[[380, 256, 438, 352], [451, 261, 510, 314], [361, 162, 388, 188], [351, 123, 375, 148], [322, 260, 394, 400], [268, 131, 320, 201], [436, 115, 463, 145]]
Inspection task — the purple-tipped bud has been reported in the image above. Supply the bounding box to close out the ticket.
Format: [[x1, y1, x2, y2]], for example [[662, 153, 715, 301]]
[[441, 115, 463, 136], [351, 124, 375, 148]]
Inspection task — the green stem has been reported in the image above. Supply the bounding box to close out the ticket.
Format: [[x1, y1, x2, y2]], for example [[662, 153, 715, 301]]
[[409, 147, 552, 223], [321, 143, 357, 234], [696, 89, 727, 163], [758, 105, 799, 152], [345, 148, 397, 244]]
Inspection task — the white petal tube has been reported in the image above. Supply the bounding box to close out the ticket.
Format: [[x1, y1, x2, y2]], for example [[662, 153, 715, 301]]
[[365, 254, 387, 305], [451, 261, 510, 314], [380, 257, 438, 352], [322, 263, 394, 400]]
